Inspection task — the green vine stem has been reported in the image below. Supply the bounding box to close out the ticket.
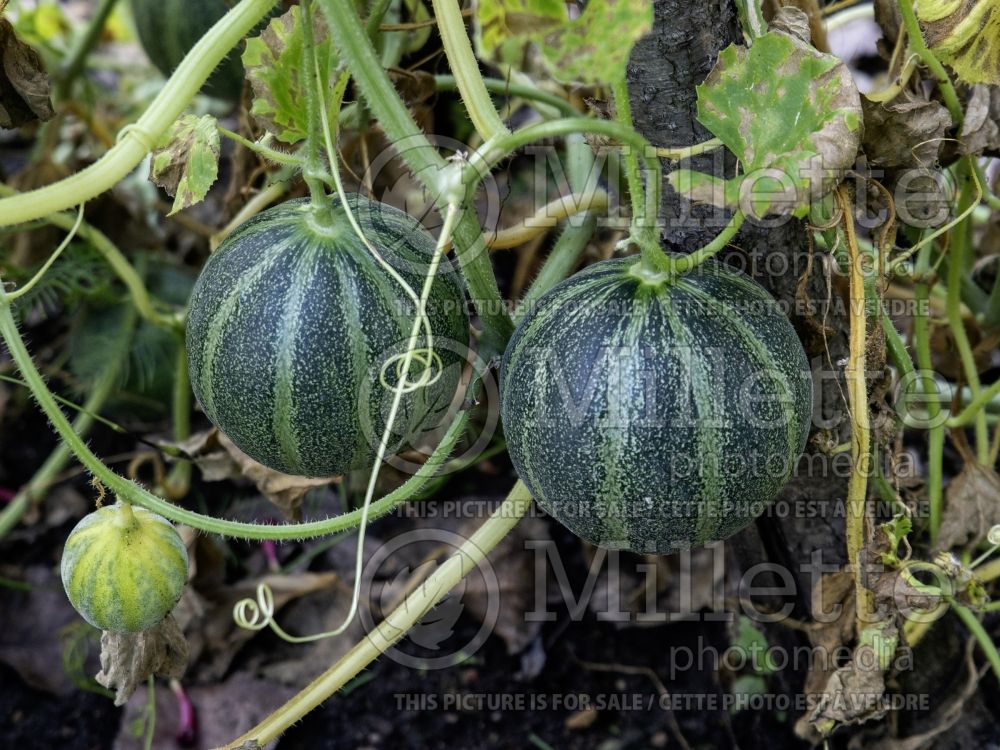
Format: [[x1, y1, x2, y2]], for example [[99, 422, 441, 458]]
[[471, 117, 662, 244], [0, 302, 137, 538], [433, 75, 579, 118], [300, 0, 336, 222], [0, 0, 279, 227], [896, 0, 963, 126], [951, 602, 1000, 682], [430, 0, 509, 141], [0, 293, 483, 539], [946, 160, 989, 464], [516, 133, 599, 319], [0, 186, 182, 331], [162, 346, 192, 499], [610, 78, 664, 272], [318, 0, 514, 347], [221, 481, 533, 749], [912, 245, 945, 544]]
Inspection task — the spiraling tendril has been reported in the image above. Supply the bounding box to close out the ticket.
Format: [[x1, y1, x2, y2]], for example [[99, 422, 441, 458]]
[[379, 348, 444, 394], [233, 582, 344, 644]]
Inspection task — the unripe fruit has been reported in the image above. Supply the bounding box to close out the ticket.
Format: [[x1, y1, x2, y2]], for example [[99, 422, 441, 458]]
[[61, 503, 189, 632]]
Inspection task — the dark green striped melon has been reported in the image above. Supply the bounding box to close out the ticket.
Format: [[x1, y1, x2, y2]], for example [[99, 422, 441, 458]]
[[501, 256, 812, 554], [186, 195, 470, 477], [61, 503, 189, 633], [130, 0, 246, 100]]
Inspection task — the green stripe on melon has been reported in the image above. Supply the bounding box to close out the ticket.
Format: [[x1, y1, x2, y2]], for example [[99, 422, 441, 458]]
[[61, 503, 189, 633], [185, 195, 470, 477], [500, 256, 812, 554]]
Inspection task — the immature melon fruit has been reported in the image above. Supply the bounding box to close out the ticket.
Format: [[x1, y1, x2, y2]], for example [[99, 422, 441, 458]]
[[130, 0, 246, 100], [61, 503, 189, 633], [186, 195, 469, 477], [501, 257, 812, 553]]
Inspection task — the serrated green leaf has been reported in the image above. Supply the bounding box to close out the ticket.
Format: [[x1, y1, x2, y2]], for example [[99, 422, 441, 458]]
[[242, 5, 338, 144], [667, 31, 862, 217], [149, 114, 220, 216], [474, 0, 652, 84], [919, 0, 1000, 85]]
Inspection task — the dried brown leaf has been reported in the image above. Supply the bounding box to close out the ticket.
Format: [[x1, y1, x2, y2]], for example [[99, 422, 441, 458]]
[[939, 462, 1000, 550], [861, 90, 952, 168], [0, 18, 54, 128], [97, 615, 188, 706]]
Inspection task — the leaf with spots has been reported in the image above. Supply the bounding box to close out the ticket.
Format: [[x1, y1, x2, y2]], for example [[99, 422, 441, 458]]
[[919, 0, 1000, 85], [149, 114, 220, 216], [667, 30, 862, 218], [242, 5, 338, 144], [473, 0, 652, 84]]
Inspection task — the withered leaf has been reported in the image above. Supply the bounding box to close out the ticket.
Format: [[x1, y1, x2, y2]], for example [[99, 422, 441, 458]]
[[149, 114, 220, 215], [0, 18, 55, 128], [958, 84, 1000, 156], [862, 90, 953, 168], [173, 428, 336, 517], [938, 462, 1000, 550], [96, 615, 188, 706]]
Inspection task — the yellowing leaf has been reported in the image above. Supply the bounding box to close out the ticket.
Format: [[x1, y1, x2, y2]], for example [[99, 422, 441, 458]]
[[919, 0, 1000, 85], [149, 115, 220, 216], [667, 30, 862, 218], [242, 6, 339, 144], [474, 0, 652, 84]]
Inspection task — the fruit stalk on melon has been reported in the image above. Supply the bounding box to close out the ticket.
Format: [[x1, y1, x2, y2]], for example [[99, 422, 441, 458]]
[[501, 256, 812, 554]]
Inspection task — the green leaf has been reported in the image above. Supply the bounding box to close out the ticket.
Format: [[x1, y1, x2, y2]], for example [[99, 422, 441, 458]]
[[474, 0, 652, 84], [667, 30, 862, 217], [242, 5, 338, 144], [149, 114, 220, 216], [919, 0, 1000, 85]]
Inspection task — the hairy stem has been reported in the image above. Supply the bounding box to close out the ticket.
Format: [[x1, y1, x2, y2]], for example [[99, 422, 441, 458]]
[[430, 0, 509, 140]]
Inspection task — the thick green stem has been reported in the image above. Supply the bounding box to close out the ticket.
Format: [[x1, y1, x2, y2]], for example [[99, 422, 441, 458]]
[[0, 0, 279, 226], [300, 0, 335, 221], [947, 161, 989, 463], [318, 0, 513, 346], [611, 78, 664, 272], [0, 296, 480, 539], [913, 278, 945, 543], [222, 482, 533, 749], [430, 0, 509, 141], [433, 75, 579, 118], [897, 0, 964, 126], [517, 134, 599, 320], [0, 304, 136, 538]]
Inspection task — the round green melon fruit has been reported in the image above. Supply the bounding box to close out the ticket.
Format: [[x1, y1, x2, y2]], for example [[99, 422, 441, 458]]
[[61, 503, 189, 633], [501, 256, 812, 553], [186, 195, 470, 477], [130, 0, 246, 101]]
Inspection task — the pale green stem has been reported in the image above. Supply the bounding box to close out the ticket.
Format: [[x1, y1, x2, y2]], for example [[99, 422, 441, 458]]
[[433, 75, 579, 118], [430, 0, 509, 141], [0, 0, 280, 226], [319, 0, 513, 346], [221, 482, 533, 749], [947, 161, 989, 463]]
